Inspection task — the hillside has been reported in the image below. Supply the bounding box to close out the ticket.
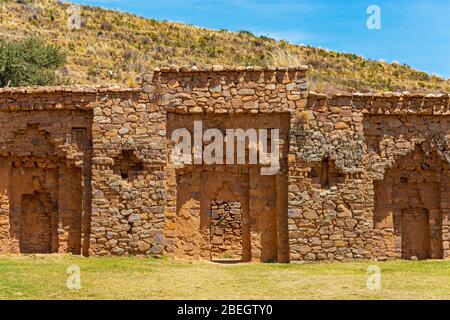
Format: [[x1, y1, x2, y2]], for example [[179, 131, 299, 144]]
[[1, 0, 449, 92]]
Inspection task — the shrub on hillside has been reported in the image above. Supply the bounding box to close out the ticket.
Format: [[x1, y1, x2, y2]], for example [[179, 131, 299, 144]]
[[0, 37, 66, 87]]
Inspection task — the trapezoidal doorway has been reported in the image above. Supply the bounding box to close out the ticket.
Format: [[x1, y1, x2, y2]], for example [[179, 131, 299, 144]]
[[210, 200, 243, 262], [19, 191, 55, 254], [373, 143, 444, 260], [166, 113, 291, 263], [401, 208, 431, 260]]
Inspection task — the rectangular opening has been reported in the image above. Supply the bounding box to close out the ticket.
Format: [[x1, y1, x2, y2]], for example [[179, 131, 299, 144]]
[[71, 128, 88, 151], [401, 208, 431, 260], [9, 161, 83, 255], [19, 192, 54, 254], [210, 200, 243, 262]]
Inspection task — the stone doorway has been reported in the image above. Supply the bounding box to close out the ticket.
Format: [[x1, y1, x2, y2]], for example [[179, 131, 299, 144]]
[[19, 191, 55, 253], [401, 208, 431, 260], [210, 200, 243, 262], [372, 143, 445, 260], [5, 159, 84, 255], [166, 113, 291, 262]]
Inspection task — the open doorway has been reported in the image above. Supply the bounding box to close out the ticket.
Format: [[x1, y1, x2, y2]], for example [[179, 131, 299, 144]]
[[210, 200, 243, 262]]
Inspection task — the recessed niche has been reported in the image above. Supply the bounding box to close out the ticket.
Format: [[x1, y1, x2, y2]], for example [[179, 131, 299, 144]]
[[113, 150, 144, 180], [19, 191, 54, 254], [308, 157, 344, 188]]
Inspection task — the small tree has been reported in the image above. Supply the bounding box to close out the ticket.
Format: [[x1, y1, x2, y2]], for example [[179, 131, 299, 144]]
[[0, 37, 66, 87]]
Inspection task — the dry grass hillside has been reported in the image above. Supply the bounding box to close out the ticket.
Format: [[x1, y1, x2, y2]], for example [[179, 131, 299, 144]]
[[1, 0, 449, 92]]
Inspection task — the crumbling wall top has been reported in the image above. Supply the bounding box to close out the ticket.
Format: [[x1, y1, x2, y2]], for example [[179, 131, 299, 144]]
[[0, 85, 141, 112], [0, 66, 449, 115], [0, 85, 140, 96], [307, 91, 450, 115], [152, 65, 309, 73]]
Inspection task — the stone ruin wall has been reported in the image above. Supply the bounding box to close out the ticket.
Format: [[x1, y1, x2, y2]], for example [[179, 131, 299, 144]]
[[89, 87, 166, 257], [210, 200, 244, 260], [0, 66, 449, 262], [289, 94, 449, 261], [156, 66, 307, 262], [0, 90, 94, 255]]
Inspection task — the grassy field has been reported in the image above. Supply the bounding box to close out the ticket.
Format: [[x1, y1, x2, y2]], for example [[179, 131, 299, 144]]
[[0, 255, 449, 300]]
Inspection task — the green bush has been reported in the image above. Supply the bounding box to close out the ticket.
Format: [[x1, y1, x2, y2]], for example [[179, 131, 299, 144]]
[[0, 37, 66, 87]]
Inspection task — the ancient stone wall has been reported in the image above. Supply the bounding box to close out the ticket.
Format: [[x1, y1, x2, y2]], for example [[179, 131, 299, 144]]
[[0, 67, 448, 263], [155, 66, 306, 262], [286, 93, 449, 262], [0, 89, 94, 254], [88, 88, 167, 257], [289, 93, 450, 260], [365, 113, 450, 260], [287, 94, 370, 262], [210, 200, 243, 261]]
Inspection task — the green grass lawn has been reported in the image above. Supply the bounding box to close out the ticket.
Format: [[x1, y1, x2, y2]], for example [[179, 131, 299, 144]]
[[0, 255, 449, 300]]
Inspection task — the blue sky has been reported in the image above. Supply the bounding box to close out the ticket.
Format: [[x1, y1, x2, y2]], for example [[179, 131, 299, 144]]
[[70, 0, 450, 78]]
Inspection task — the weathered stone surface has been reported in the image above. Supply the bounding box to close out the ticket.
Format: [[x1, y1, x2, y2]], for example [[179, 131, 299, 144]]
[[0, 66, 448, 263]]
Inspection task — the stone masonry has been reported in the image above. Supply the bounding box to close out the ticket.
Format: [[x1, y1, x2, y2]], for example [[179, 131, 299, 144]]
[[0, 65, 448, 262]]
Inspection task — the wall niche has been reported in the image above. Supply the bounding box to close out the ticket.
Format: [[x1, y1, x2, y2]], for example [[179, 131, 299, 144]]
[[113, 150, 144, 180], [308, 157, 345, 189]]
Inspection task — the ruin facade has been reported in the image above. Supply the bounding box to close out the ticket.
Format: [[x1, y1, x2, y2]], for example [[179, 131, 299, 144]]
[[0, 66, 449, 262]]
